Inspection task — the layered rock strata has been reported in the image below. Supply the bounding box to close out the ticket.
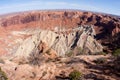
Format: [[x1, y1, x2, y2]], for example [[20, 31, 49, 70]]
[[14, 25, 103, 58]]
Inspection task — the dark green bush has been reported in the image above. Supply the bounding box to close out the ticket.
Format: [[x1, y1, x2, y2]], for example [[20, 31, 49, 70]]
[[69, 70, 82, 80], [113, 48, 120, 56]]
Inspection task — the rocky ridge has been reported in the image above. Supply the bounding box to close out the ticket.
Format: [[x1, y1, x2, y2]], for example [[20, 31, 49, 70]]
[[13, 25, 102, 59]]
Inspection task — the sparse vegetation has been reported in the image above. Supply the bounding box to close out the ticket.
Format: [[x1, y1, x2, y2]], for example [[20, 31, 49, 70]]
[[45, 58, 53, 63], [18, 57, 28, 65], [28, 49, 44, 66], [66, 50, 73, 57], [77, 47, 82, 53], [93, 57, 106, 64], [69, 70, 83, 80], [39, 71, 47, 79], [46, 49, 51, 55], [113, 48, 120, 56], [82, 47, 91, 55], [0, 59, 5, 64], [113, 56, 120, 71], [93, 51, 107, 55], [76, 47, 83, 55], [0, 67, 8, 80], [100, 51, 107, 55], [42, 71, 47, 77], [30, 72, 36, 79]]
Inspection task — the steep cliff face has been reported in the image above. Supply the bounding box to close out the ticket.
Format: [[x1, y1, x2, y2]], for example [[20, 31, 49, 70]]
[[0, 11, 119, 34]]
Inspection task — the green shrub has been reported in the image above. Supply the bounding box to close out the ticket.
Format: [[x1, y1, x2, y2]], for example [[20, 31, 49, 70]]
[[0, 67, 8, 80], [77, 47, 82, 53], [76, 47, 83, 55], [69, 70, 82, 80], [93, 51, 106, 55], [113, 48, 120, 56], [66, 51, 73, 57], [100, 51, 107, 55], [93, 57, 106, 64]]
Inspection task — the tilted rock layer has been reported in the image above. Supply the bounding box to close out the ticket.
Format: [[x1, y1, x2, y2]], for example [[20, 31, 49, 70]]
[[15, 25, 103, 58]]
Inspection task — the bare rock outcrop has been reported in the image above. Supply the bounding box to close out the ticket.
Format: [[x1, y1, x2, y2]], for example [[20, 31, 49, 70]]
[[14, 25, 103, 59]]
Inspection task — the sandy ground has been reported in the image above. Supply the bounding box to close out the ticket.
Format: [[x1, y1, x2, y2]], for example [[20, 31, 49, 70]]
[[0, 55, 119, 80]]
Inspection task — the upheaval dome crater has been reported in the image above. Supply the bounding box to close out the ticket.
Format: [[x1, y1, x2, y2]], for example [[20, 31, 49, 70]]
[[0, 10, 120, 58], [0, 10, 120, 80]]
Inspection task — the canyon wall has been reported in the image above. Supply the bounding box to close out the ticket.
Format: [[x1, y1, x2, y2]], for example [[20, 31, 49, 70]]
[[0, 11, 119, 35]]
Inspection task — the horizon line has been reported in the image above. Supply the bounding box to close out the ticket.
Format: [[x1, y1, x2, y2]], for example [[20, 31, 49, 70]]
[[0, 9, 120, 17]]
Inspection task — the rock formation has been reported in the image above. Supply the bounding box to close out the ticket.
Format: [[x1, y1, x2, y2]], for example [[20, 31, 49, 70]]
[[0, 10, 119, 56], [14, 25, 102, 59], [0, 10, 120, 80]]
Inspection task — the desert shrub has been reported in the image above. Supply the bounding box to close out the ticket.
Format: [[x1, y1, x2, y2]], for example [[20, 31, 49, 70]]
[[42, 71, 47, 77], [113, 48, 120, 56], [93, 51, 106, 55], [45, 58, 53, 63], [114, 56, 120, 72], [66, 51, 73, 57], [77, 47, 82, 52], [82, 47, 91, 55], [69, 70, 83, 80], [28, 49, 44, 66], [76, 47, 83, 55], [100, 51, 107, 55], [54, 57, 61, 61], [18, 61, 28, 65], [0, 67, 8, 80], [112, 55, 120, 71], [18, 57, 28, 65], [39, 71, 47, 79], [0, 59, 5, 64], [111, 48, 120, 71], [46, 49, 51, 55], [30, 72, 36, 79], [93, 57, 106, 64]]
